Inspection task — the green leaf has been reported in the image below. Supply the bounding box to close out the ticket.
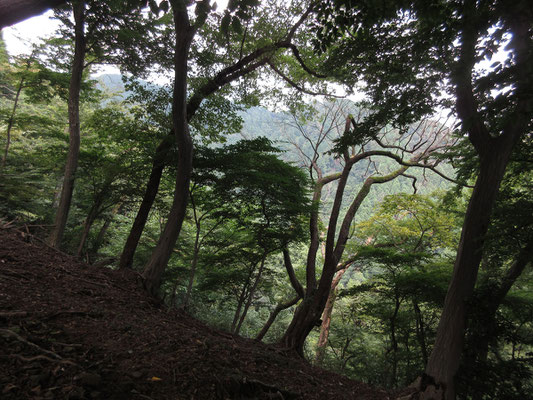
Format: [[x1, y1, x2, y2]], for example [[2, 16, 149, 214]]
[[231, 17, 243, 34], [148, 0, 159, 14], [220, 13, 231, 34]]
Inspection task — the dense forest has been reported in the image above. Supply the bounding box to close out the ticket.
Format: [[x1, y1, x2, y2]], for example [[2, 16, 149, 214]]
[[0, 1, 532, 399]]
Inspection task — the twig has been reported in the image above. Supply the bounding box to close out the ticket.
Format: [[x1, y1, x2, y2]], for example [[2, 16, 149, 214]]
[[11, 354, 76, 365], [268, 61, 343, 98], [52, 341, 83, 348], [0, 311, 28, 318], [43, 310, 104, 320], [0, 328, 63, 360], [135, 394, 155, 400], [29, 234, 75, 259], [0, 218, 16, 229]]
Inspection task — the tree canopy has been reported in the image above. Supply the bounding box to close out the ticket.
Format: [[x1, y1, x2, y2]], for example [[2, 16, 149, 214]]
[[1, 1, 532, 399]]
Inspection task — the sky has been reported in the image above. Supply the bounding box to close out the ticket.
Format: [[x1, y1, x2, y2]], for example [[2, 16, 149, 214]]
[[3, 1, 230, 58], [2, 0, 230, 75], [3, 10, 59, 57], [1, 2, 506, 110]]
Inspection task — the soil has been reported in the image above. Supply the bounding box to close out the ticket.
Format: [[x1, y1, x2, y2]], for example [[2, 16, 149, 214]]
[[0, 227, 396, 400]]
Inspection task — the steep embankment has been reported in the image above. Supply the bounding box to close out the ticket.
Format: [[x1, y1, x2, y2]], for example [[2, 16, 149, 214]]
[[0, 227, 392, 400]]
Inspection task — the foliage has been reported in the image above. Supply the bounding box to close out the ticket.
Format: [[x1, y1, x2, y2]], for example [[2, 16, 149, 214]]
[[2, 1, 532, 396]]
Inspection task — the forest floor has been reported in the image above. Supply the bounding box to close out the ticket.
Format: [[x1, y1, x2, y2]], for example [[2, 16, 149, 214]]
[[0, 226, 405, 400]]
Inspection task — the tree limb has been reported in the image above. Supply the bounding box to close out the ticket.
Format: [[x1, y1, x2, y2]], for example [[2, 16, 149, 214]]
[[268, 61, 342, 98], [282, 247, 305, 298]]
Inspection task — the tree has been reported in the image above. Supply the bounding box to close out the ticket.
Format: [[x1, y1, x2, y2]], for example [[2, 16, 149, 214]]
[[46, 0, 87, 248], [319, 193, 458, 386], [269, 100, 452, 355], [73, 104, 153, 259], [1, 43, 72, 169], [0, 43, 72, 223], [312, 1, 533, 396], [47, 0, 147, 248], [457, 137, 533, 399], [114, 0, 328, 297], [190, 138, 310, 333]]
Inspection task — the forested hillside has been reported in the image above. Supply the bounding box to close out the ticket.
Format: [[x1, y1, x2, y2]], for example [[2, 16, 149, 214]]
[[1, 1, 532, 399], [0, 227, 394, 399]]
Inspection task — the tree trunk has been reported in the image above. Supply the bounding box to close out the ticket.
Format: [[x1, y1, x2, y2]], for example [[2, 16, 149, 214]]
[[91, 219, 111, 258], [280, 147, 355, 355], [89, 202, 121, 263], [76, 201, 100, 257], [315, 268, 346, 364], [235, 252, 268, 335], [466, 239, 533, 400], [279, 292, 327, 355], [413, 301, 428, 366], [141, 3, 195, 296], [423, 142, 516, 399], [76, 187, 111, 257], [256, 295, 300, 341], [281, 157, 412, 355], [48, 0, 85, 249], [118, 9, 310, 271], [389, 293, 401, 388], [182, 192, 208, 309], [119, 137, 170, 269], [421, 6, 530, 396], [183, 226, 201, 309], [231, 275, 251, 334], [2, 74, 24, 169]]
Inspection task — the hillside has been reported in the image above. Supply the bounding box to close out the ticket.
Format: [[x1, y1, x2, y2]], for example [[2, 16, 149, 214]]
[[0, 226, 399, 400]]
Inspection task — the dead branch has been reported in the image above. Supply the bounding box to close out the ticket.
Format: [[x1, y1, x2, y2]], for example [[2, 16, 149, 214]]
[[0, 311, 28, 319], [0, 328, 63, 360], [11, 354, 77, 365]]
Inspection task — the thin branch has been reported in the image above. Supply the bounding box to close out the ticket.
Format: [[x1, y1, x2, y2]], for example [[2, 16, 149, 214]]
[[0, 328, 64, 360], [401, 173, 418, 194], [285, 2, 314, 42], [268, 62, 342, 98], [287, 43, 327, 78]]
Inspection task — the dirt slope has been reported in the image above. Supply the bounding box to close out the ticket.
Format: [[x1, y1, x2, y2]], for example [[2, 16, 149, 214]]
[[0, 227, 393, 400]]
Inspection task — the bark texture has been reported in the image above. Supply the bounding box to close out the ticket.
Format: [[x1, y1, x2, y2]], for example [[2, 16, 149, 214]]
[[256, 295, 300, 341], [315, 268, 346, 364]]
